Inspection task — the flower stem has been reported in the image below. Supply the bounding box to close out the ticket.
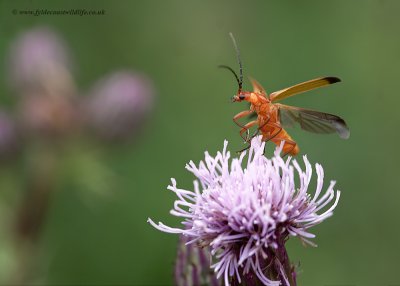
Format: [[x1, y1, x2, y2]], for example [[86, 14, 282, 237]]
[[274, 238, 297, 286], [11, 144, 57, 284]]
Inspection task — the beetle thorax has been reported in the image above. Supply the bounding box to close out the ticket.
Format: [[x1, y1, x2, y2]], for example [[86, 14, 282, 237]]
[[250, 93, 271, 115]]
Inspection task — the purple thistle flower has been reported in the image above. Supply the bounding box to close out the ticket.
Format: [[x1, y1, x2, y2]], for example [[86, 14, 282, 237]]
[[82, 71, 154, 141], [7, 27, 73, 95], [148, 136, 340, 286]]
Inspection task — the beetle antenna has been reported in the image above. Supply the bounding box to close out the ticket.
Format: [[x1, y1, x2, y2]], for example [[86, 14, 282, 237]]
[[218, 65, 240, 88], [229, 32, 243, 91]]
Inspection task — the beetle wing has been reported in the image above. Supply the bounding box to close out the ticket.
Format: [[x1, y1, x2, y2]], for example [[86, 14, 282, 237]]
[[277, 104, 350, 139], [249, 77, 268, 97], [270, 77, 341, 102]]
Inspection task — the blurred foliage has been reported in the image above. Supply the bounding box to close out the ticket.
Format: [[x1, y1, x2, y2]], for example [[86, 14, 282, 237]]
[[0, 0, 399, 285]]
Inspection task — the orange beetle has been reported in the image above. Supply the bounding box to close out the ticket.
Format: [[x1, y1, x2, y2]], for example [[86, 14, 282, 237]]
[[221, 34, 350, 155]]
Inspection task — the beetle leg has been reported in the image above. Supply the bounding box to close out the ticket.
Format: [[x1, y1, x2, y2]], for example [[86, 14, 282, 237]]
[[233, 110, 255, 139], [248, 115, 271, 141], [257, 121, 283, 155], [237, 144, 251, 154], [237, 116, 273, 154], [263, 123, 282, 143], [233, 110, 255, 128], [237, 119, 268, 153], [240, 120, 258, 142], [233, 109, 255, 143]]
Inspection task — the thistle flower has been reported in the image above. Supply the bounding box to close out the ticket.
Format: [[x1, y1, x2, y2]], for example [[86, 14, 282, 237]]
[[83, 71, 154, 141], [148, 136, 340, 286], [7, 27, 74, 96]]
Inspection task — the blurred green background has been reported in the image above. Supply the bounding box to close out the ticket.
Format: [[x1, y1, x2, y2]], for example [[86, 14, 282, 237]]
[[0, 0, 399, 285]]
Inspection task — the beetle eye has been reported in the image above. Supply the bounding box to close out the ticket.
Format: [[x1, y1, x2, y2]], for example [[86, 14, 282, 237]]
[[239, 95, 245, 100]]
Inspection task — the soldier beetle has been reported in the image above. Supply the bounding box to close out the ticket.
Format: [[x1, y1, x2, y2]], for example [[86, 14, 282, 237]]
[[220, 33, 350, 156]]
